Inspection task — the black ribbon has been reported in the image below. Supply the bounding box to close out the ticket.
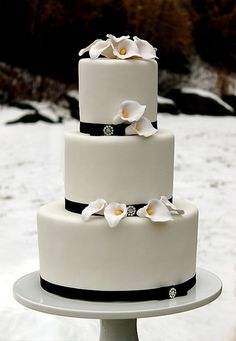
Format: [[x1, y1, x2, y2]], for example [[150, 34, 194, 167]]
[[80, 121, 158, 136], [65, 198, 173, 216], [40, 275, 196, 302]]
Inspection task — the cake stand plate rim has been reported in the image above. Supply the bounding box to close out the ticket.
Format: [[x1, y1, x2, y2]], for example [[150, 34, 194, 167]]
[[13, 268, 222, 319]]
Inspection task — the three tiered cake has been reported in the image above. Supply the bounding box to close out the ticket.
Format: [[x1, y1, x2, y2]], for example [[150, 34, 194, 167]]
[[37, 35, 198, 301]]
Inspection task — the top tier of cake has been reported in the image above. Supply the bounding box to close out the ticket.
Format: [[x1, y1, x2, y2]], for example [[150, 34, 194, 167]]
[[79, 58, 158, 124]]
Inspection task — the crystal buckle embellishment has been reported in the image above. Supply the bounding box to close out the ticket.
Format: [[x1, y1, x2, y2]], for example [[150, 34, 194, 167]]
[[169, 287, 177, 299], [103, 125, 114, 136], [127, 205, 136, 217]]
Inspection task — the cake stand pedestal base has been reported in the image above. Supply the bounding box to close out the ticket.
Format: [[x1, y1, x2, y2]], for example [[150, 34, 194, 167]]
[[100, 319, 138, 341], [13, 268, 222, 341]]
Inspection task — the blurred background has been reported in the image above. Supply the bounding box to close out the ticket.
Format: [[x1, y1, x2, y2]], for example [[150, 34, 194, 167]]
[[1, 1, 236, 341], [1, 0, 236, 120]]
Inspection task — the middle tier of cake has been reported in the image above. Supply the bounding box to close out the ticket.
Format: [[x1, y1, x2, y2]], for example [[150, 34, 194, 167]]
[[65, 129, 174, 205]]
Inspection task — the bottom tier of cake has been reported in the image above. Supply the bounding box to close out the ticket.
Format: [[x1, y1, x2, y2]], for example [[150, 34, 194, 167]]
[[37, 199, 198, 301]]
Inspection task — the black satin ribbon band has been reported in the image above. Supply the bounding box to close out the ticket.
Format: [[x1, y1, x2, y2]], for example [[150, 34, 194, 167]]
[[80, 120, 158, 136], [65, 197, 173, 216], [40, 275, 196, 302]]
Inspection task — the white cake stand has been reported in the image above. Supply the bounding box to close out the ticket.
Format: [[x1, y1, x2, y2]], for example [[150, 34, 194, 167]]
[[13, 268, 222, 341]]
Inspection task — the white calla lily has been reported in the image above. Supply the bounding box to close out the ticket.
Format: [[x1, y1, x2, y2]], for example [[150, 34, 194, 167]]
[[137, 199, 173, 222], [104, 202, 127, 228], [133, 36, 157, 59], [112, 38, 141, 59], [79, 35, 158, 60], [125, 116, 157, 137], [113, 100, 146, 124], [81, 199, 107, 221], [79, 39, 100, 57], [161, 196, 184, 215], [106, 34, 130, 43], [79, 39, 114, 59]]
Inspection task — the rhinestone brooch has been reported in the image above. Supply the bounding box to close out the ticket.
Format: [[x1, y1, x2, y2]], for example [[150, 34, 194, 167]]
[[103, 125, 114, 136], [169, 287, 177, 299], [127, 205, 136, 217]]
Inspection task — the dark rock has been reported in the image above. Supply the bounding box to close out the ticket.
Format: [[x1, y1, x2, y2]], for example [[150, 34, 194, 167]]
[[5, 101, 62, 124], [222, 95, 236, 112], [63, 94, 79, 120], [158, 96, 179, 115], [9, 101, 39, 112], [6, 112, 57, 124], [167, 88, 235, 116]]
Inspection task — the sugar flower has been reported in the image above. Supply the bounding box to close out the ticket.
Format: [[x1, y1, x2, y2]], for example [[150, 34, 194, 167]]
[[125, 116, 157, 137], [81, 199, 107, 221], [79, 34, 157, 60], [161, 196, 184, 215], [104, 202, 127, 228], [137, 199, 173, 222], [106, 34, 130, 43], [111, 38, 141, 59], [133, 36, 157, 59], [79, 39, 114, 59], [113, 100, 146, 125]]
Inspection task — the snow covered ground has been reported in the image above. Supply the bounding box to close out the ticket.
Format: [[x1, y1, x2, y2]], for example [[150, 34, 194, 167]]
[[0, 106, 236, 341]]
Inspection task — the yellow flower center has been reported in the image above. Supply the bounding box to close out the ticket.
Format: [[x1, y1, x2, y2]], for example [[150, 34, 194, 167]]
[[147, 208, 153, 215], [115, 209, 123, 215], [122, 110, 129, 118], [135, 123, 141, 132], [120, 48, 127, 55]]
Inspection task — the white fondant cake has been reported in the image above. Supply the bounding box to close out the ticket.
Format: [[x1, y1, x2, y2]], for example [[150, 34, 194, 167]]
[[65, 129, 174, 204], [37, 35, 199, 301], [79, 59, 157, 124], [38, 199, 198, 291]]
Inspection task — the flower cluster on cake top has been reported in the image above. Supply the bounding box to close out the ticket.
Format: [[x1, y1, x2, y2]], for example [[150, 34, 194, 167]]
[[79, 34, 157, 60], [81, 197, 184, 228]]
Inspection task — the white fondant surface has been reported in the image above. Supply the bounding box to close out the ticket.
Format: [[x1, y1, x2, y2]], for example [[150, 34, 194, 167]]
[[64, 129, 174, 204], [37, 199, 198, 291], [79, 58, 158, 123]]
